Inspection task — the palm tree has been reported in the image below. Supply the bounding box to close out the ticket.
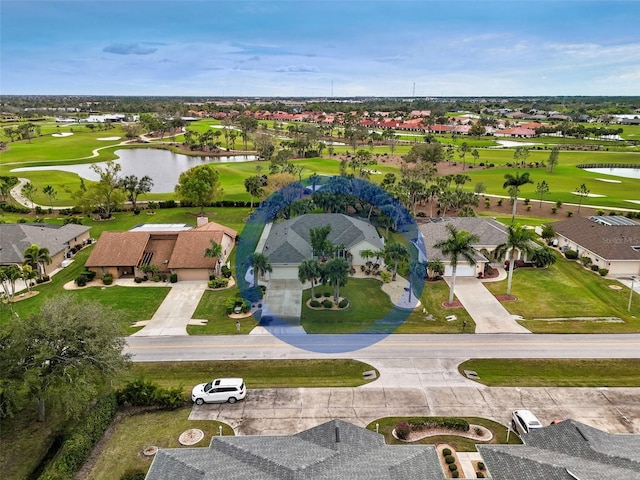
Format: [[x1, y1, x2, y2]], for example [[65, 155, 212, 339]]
[[427, 259, 445, 279], [503, 171, 533, 222], [383, 241, 409, 281], [250, 253, 272, 287], [21, 264, 37, 293], [495, 223, 537, 298], [433, 223, 479, 305], [298, 259, 321, 298], [204, 239, 223, 276], [23, 244, 51, 279], [322, 257, 349, 302]]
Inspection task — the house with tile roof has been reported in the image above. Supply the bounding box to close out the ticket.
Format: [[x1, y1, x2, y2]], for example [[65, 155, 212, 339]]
[[257, 213, 385, 280], [85, 219, 237, 281], [478, 419, 640, 479], [145, 419, 444, 480], [552, 216, 640, 276], [0, 223, 91, 275], [419, 217, 518, 277]]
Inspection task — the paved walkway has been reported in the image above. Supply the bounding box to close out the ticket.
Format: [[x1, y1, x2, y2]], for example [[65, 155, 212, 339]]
[[130, 280, 208, 336], [447, 271, 531, 334]]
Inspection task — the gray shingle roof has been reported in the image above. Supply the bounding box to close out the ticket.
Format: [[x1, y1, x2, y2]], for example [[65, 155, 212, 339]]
[[0, 223, 91, 265], [478, 419, 640, 480], [145, 419, 444, 480], [262, 214, 385, 264]]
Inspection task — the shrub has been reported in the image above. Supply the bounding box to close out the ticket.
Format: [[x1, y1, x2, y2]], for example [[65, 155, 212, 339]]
[[441, 418, 469, 431], [170, 273, 178, 283], [338, 298, 349, 308], [556, 200, 563, 208], [567, 210, 574, 217], [310, 300, 321, 308], [395, 422, 411, 440], [551, 206, 558, 214], [497, 199, 503, 206], [102, 274, 113, 285], [322, 299, 333, 308], [83, 270, 97, 281], [116, 379, 185, 409], [580, 256, 593, 267], [449, 463, 458, 472], [314, 292, 323, 298], [208, 278, 229, 289], [590, 264, 599, 272], [452, 471, 459, 478], [134, 277, 143, 283], [75, 275, 89, 287], [477, 462, 485, 471], [599, 268, 609, 276], [564, 249, 578, 260], [476, 472, 485, 478], [445, 455, 455, 464], [380, 271, 392, 283], [259, 285, 267, 297], [152, 274, 161, 282], [324, 291, 331, 297], [36, 275, 50, 284], [221, 265, 232, 278], [442, 448, 452, 456]]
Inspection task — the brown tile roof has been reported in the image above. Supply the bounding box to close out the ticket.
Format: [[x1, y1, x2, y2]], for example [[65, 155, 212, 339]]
[[193, 221, 238, 239], [86, 231, 149, 267], [168, 231, 222, 269], [145, 234, 178, 272], [553, 216, 640, 260]]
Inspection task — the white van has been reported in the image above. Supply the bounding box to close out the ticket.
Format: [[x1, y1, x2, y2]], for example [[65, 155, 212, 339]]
[[191, 378, 246, 405], [511, 409, 543, 436]]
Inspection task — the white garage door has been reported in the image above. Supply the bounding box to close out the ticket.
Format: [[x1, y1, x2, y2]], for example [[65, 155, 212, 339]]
[[444, 264, 476, 277], [270, 266, 299, 280]]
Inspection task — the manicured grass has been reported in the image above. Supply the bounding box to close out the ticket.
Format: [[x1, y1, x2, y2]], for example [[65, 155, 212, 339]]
[[188, 286, 259, 335], [78, 408, 232, 480], [367, 416, 521, 451], [120, 359, 378, 389], [458, 359, 640, 387], [483, 254, 640, 332]]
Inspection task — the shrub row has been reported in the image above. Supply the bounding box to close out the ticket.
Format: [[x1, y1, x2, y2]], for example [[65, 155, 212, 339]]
[[208, 278, 229, 289], [116, 379, 185, 409]]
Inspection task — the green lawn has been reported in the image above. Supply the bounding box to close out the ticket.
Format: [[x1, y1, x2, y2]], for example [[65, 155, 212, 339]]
[[483, 255, 640, 332], [458, 359, 640, 387], [367, 416, 521, 451], [188, 287, 260, 335]]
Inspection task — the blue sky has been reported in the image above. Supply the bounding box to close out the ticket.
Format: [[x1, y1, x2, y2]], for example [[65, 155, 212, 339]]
[[1, 0, 639, 96]]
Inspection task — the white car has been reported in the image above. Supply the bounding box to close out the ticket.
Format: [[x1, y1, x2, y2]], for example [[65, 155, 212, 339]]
[[191, 378, 246, 405], [511, 409, 543, 436]]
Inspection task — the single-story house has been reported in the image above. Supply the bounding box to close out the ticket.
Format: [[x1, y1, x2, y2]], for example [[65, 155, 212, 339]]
[[478, 419, 640, 479], [146, 419, 444, 479], [257, 213, 385, 280], [419, 217, 518, 277], [0, 223, 92, 275], [85, 219, 237, 281], [552, 215, 640, 276]]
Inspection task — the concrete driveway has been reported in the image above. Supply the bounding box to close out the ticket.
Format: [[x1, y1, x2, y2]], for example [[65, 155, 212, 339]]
[[447, 276, 531, 334], [255, 279, 306, 334]]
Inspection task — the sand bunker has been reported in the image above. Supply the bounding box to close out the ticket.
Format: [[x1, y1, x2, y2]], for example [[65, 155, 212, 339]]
[[97, 136, 121, 141], [52, 132, 74, 137], [595, 178, 622, 183], [571, 192, 606, 197]]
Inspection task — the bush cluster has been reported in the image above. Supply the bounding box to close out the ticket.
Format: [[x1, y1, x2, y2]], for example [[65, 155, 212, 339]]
[[134, 277, 143, 283], [338, 299, 349, 308], [220, 265, 232, 278], [564, 249, 578, 260], [599, 268, 609, 276], [395, 422, 411, 440], [208, 278, 229, 289], [39, 394, 119, 480], [116, 379, 185, 409], [310, 300, 321, 308], [322, 299, 333, 309]]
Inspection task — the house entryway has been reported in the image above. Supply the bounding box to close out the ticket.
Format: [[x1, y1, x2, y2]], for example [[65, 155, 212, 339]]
[[252, 279, 306, 335]]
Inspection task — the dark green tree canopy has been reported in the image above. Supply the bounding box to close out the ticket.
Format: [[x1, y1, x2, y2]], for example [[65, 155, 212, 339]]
[[174, 164, 224, 214]]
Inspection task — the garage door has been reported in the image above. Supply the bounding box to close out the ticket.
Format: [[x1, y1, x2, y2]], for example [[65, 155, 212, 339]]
[[270, 266, 299, 280], [444, 264, 476, 277]]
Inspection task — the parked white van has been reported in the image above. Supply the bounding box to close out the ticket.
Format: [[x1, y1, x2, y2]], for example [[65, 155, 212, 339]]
[[191, 378, 246, 405], [511, 409, 543, 436]]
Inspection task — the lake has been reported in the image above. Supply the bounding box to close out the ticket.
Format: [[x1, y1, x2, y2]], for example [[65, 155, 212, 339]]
[[583, 167, 640, 180], [11, 148, 257, 193]]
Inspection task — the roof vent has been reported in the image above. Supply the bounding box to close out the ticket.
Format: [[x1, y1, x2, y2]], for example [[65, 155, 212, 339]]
[[335, 426, 341, 443]]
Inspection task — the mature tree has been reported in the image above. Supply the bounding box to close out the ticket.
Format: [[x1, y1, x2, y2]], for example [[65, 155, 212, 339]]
[[204, 239, 223, 276], [535, 180, 550, 208], [254, 133, 275, 161], [23, 244, 51, 279], [122, 123, 142, 140], [250, 253, 272, 287], [471, 148, 480, 166], [120, 174, 153, 211], [575, 183, 590, 213], [403, 143, 444, 165], [0, 264, 22, 301], [433, 223, 479, 305], [244, 175, 265, 209], [469, 122, 485, 137], [384, 241, 409, 281], [310, 225, 333, 258], [322, 257, 349, 302], [0, 296, 129, 422], [503, 171, 533, 222], [237, 115, 258, 150], [547, 147, 560, 173], [21, 264, 37, 293], [0, 176, 19, 202], [75, 160, 126, 219], [42, 185, 57, 210], [21, 182, 37, 211], [174, 164, 224, 214], [458, 142, 470, 169], [495, 223, 537, 298], [541, 224, 556, 245], [298, 259, 322, 298], [513, 146, 530, 165]]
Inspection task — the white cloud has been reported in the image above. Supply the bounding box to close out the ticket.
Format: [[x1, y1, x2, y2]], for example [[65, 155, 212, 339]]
[[103, 43, 158, 55]]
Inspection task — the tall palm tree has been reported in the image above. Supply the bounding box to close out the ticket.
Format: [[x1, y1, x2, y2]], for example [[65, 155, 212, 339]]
[[433, 223, 479, 305], [204, 239, 223, 276], [23, 244, 51, 279], [250, 253, 272, 287], [298, 259, 321, 298], [21, 264, 37, 293], [503, 171, 533, 222], [495, 223, 537, 298], [427, 259, 445, 279], [322, 257, 349, 302], [383, 241, 409, 281]]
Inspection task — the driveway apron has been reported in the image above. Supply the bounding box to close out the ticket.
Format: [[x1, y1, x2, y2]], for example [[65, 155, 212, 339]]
[[257, 279, 306, 335], [447, 277, 531, 334], [132, 281, 207, 336]]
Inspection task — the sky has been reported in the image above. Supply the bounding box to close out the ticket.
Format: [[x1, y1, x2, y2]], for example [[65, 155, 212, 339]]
[[1, 0, 639, 97]]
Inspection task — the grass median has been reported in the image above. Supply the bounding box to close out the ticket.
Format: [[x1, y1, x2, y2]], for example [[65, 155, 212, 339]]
[[458, 359, 640, 387]]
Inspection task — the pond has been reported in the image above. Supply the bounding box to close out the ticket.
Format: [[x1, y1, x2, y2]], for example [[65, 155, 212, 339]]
[[582, 167, 640, 180], [11, 148, 257, 193]]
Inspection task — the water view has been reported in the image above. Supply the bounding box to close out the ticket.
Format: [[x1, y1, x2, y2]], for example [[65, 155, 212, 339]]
[[11, 149, 257, 193], [583, 167, 640, 180]]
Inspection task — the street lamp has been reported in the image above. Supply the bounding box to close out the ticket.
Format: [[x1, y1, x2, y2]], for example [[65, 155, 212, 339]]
[[628, 276, 637, 312]]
